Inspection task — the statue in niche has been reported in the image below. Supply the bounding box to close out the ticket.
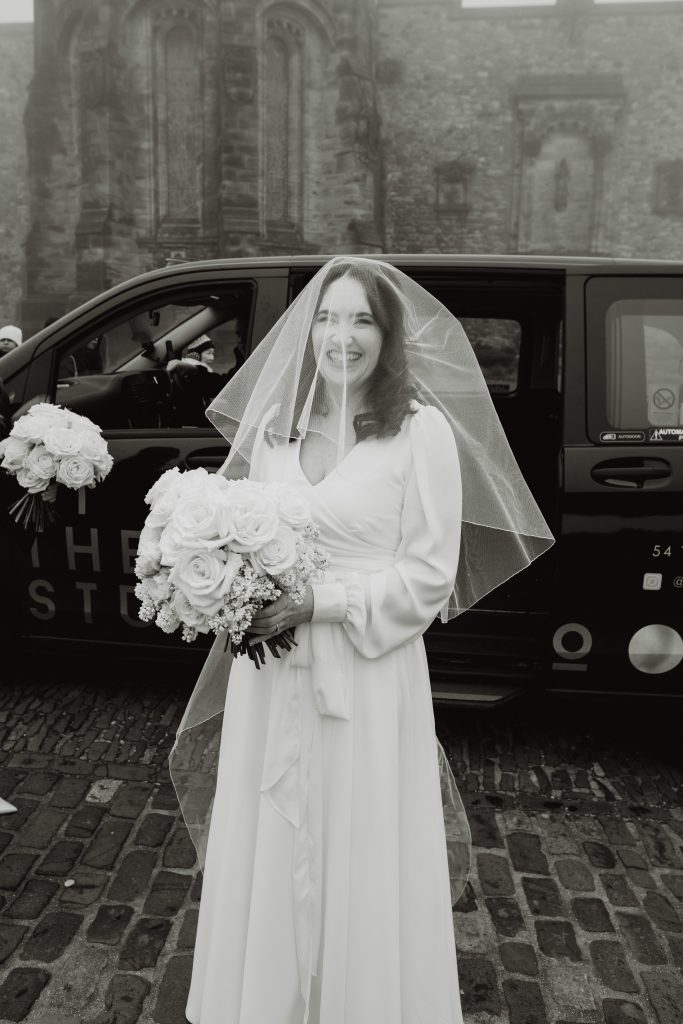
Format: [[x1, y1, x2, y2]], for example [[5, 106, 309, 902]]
[[443, 178, 466, 208], [554, 158, 570, 212], [435, 158, 475, 214]]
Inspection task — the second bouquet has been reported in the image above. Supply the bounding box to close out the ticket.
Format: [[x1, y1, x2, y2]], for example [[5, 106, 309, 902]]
[[134, 467, 329, 666]]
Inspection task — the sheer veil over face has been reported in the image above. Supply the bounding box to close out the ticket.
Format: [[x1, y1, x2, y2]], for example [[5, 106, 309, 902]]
[[207, 255, 555, 620]]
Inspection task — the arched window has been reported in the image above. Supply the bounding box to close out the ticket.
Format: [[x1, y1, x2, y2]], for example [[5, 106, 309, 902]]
[[262, 16, 304, 236], [156, 23, 202, 225]]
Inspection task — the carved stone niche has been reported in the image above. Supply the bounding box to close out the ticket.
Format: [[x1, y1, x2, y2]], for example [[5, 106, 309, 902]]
[[435, 158, 476, 216], [517, 99, 621, 161], [653, 160, 683, 216], [511, 78, 625, 255]]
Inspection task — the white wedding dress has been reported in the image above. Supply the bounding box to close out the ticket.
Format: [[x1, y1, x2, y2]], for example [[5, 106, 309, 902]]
[[185, 404, 466, 1024]]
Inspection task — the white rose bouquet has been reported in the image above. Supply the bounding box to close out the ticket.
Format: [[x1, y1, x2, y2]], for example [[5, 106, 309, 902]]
[[134, 467, 330, 667], [0, 403, 113, 531]]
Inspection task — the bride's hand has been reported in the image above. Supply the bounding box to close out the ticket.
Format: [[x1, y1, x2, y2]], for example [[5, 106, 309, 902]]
[[248, 585, 314, 636]]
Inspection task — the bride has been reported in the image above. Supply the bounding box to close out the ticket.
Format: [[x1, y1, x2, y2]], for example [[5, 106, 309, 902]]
[[171, 257, 554, 1024]]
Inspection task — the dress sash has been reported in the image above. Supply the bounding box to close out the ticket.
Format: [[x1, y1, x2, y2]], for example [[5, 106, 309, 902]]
[[258, 569, 364, 1022]]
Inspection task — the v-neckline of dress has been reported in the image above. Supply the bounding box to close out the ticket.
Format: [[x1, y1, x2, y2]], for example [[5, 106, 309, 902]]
[[295, 437, 360, 489]]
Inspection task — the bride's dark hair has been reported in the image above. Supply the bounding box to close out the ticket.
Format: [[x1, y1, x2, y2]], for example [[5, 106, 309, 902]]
[[313, 261, 419, 441]]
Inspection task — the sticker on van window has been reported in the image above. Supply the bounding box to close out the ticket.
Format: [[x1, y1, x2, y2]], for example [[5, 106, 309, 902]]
[[649, 427, 683, 442], [648, 382, 679, 427], [600, 431, 645, 442]]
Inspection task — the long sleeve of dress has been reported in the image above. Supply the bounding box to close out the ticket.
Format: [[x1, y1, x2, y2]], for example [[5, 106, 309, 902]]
[[311, 405, 462, 659]]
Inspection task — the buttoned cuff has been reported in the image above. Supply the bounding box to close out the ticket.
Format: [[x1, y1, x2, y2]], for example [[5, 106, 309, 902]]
[[311, 582, 348, 623]]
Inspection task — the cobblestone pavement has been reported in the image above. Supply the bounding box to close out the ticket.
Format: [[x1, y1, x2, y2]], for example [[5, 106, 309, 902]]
[[0, 662, 682, 1024]]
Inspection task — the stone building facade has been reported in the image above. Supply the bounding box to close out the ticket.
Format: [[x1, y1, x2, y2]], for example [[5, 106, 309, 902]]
[[20, 0, 382, 332], [379, 0, 683, 258], [0, 24, 33, 328], [11, 0, 683, 333]]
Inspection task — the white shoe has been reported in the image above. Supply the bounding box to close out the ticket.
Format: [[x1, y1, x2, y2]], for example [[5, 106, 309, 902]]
[[0, 796, 17, 814]]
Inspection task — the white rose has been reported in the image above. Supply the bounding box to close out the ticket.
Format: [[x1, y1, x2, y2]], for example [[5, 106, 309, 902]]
[[169, 490, 234, 551], [0, 436, 30, 472], [145, 467, 183, 508], [93, 452, 114, 480], [227, 481, 279, 553], [171, 590, 211, 633], [11, 414, 56, 446], [16, 466, 50, 494], [135, 524, 163, 578], [158, 524, 188, 567], [180, 467, 218, 496], [146, 467, 217, 523], [145, 468, 199, 527], [78, 432, 108, 459], [27, 403, 68, 424], [170, 548, 243, 617], [210, 473, 233, 494], [77, 433, 113, 479], [24, 445, 57, 482], [136, 552, 161, 578], [147, 490, 180, 529], [43, 426, 84, 459], [56, 455, 96, 489], [249, 525, 299, 577], [140, 523, 162, 547], [274, 487, 311, 531]]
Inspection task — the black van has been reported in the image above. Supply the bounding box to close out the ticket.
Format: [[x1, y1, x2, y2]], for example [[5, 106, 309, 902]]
[[1, 255, 681, 705]]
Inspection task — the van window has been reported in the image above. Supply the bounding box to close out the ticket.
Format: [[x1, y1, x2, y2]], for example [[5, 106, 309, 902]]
[[289, 268, 554, 397], [52, 285, 254, 430], [458, 317, 521, 394], [604, 299, 683, 430]]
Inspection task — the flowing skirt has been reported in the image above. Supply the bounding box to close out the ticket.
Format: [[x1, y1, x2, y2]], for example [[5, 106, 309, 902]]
[[184, 633, 465, 1024]]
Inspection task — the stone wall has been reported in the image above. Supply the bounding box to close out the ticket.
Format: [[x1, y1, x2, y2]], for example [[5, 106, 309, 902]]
[[377, 0, 683, 257], [0, 24, 33, 327], [15, 0, 683, 327], [21, 0, 383, 333]]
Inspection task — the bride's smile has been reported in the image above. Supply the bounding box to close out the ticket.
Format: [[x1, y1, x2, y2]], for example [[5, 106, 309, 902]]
[[326, 348, 362, 363], [312, 275, 383, 393]]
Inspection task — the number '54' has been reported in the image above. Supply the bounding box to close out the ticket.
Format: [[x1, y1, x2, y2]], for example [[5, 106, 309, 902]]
[[652, 545, 672, 557]]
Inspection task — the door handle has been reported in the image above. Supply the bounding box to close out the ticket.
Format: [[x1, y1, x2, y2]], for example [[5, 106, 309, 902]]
[[590, 458, 671, 488], [185, 450, 230, 470]]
